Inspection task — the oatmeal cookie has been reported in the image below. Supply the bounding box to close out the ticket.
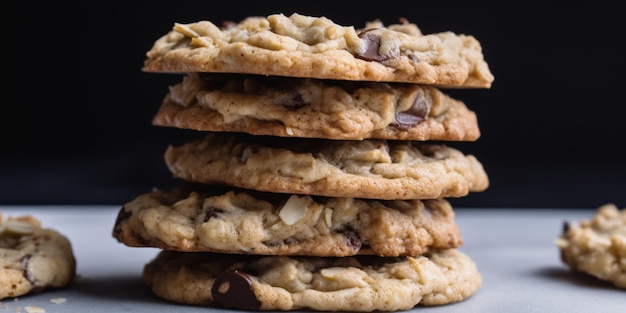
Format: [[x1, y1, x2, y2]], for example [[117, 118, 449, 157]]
[[164, 132, 489, 200], [142, 249, 482, 311], [112, 184, 463, 257], [143, 13, 494, 88], [152, 73, 481, 141]]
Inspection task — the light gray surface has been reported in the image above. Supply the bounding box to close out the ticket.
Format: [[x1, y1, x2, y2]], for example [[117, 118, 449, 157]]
[[0, 206, 623, 312]]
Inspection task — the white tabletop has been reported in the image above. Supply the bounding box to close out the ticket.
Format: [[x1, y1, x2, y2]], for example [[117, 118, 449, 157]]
[[0, 206, 623, 313]]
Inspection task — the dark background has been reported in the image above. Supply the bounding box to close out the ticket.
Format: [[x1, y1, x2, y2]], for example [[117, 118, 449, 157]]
[[4, 2, 625, 209]]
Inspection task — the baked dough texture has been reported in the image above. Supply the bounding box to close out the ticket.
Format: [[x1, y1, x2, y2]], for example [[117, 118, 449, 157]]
[[152, 73, 481, 141], [0, 213, 76, 299], [556, 203, 626, 289], [164, 132, 489, 200], [143, 13, 494, 88], [142, 249, 482, 311], [112, 184, 463, 257]]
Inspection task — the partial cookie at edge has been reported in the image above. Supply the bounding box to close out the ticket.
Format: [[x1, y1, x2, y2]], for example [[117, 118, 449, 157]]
[[0, 213, 76, 299], [556, 203, 626, 289]]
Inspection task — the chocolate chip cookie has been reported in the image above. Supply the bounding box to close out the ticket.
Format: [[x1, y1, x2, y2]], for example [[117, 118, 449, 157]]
[[556, 203, 626, 289], [142, 248, 481, 311], [112, 184, 463, 257], [0, 213, 76, 299], [152, 72, 481, 141], [164, 132, 489, 200], [142, 13, 494, 88]]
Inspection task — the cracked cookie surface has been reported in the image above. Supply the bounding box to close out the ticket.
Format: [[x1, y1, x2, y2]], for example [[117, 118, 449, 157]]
[[142, 249, 481, 311], [113, 184, 463, 257], [142, 13, 494, 88], [0, 213, 76, 299], [556, 203, 626, 289], [164, 132, 489, 200], [152, 73, 481, 141]]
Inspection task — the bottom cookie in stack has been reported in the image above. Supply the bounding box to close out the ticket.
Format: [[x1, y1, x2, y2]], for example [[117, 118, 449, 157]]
[[142, 249, 480, 311], [113, 183, 482, 311]]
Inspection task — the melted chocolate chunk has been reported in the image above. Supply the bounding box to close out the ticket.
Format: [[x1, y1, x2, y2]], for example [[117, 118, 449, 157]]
[[395, 90, 429, 130], [356, 29, 390, 62], [211, 271, 261, 309]]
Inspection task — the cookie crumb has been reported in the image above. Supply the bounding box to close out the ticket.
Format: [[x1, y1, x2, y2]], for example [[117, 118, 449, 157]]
[[24, 306, 45, 313], [50, 298, 66, 304]]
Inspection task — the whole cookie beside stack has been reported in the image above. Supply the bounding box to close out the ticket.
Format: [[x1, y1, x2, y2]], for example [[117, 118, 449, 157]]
[[113, 12, 494, 311]]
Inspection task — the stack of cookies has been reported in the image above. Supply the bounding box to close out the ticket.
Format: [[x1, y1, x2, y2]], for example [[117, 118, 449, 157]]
[[113, 13, 494, 311]]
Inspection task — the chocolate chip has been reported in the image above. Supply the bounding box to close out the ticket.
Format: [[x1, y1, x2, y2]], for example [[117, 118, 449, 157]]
[[395, 90, 429, 130], [283, 237, 298, 245], [562, 221, 571, 233], [356, 29, 389, 62], [341, 227, 362, 251], [279, 93, 307, 110], [203, 207, 224, 222], [211, 271, 260, 309]]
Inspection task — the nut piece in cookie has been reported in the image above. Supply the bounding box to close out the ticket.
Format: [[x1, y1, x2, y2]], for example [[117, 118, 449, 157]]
[[555, 203, 626, 289], [0, 212, 76, 299]]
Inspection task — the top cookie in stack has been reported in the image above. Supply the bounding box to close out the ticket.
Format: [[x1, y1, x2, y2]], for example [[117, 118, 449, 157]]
[[143, 13, 493, 87], [113, 12, 493, 311]]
